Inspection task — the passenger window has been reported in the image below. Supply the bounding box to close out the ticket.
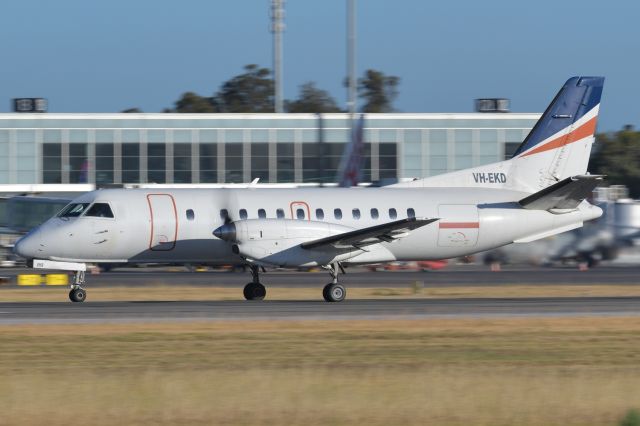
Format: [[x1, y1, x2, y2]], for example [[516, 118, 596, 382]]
[[316, 208, 324, 220], [85, 203, 114, 218], [296, 208, 305, 220], [239, 209, 248, 220], [276, 208, 285, 219], [407, 208, 416, 218], [334, 208, 342, 220], [258, 209, 266, 219], [186, 209, 195, 221], [220, 209, 229, 221], [58, 203, 90, 218], [352, 208, 361, 220], [389, 208, 397, 220], [371, 208, 379, 219]]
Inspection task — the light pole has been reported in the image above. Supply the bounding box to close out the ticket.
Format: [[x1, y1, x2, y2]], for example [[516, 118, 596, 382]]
[[271, 0, 285, 113]]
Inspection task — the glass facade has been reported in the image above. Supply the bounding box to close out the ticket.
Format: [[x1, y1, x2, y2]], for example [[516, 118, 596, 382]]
[[0, 113, 539, 185]]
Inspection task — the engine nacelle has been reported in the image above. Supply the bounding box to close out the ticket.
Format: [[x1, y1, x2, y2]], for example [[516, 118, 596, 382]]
[[213, 219, 358, 267]]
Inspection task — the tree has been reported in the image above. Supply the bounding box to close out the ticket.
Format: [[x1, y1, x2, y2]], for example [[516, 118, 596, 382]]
[[592, 126, 640, 197], [212, 64, 274, 113], [285, 82, 342, 113], [170, 92, 215, 113], [121, 108, 143, 113], [358, 69, 400, 113]]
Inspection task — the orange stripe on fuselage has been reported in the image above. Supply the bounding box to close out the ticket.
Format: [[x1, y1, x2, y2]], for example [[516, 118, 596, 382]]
[[439, 222, 480, 229], [520, 115, 598, 158]]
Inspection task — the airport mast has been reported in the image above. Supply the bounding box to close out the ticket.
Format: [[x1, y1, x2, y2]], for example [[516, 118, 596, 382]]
[[271, 0, 285, 113]]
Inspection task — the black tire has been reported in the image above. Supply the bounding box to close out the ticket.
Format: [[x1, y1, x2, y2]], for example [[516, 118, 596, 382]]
[[243, 282, 266, 301], [69, 288, 86, 303], [322, 283, 346, 303]]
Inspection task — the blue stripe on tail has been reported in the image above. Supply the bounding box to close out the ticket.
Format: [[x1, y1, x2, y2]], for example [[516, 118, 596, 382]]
[[512, 76, 604, 157]]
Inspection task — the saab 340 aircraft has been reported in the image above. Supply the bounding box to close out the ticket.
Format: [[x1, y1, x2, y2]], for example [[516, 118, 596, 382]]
[[14, 76, 605, 303]]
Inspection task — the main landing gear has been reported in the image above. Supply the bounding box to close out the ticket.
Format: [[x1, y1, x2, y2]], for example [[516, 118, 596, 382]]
[[322, 262, 346, 303], [243, 265, 266, 301], [69, 270, 87, 303]]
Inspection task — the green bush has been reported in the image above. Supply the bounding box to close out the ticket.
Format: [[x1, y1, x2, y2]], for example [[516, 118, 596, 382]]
[[620, 409, 640, 426]]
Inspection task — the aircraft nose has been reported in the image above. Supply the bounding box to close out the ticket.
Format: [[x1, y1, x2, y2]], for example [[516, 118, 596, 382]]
[[13, 230, 41, 260]]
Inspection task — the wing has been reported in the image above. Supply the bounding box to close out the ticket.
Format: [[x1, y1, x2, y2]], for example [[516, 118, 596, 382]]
[[519, 175, 604, 210], [301, 217, 438, 250]]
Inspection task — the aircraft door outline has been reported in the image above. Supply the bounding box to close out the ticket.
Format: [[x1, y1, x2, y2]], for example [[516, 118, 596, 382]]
[[147, 194, 178, 251]]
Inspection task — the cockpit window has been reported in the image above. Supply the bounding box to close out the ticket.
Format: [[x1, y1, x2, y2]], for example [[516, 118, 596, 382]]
[[57, 203, 90, 218], [85, 203, 114, 218]]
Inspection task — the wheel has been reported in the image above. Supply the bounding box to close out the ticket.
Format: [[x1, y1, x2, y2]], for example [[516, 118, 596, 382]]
[[69, 288, 86, 303], [243, 282, 266, 301], [323, 283, 346, 303]]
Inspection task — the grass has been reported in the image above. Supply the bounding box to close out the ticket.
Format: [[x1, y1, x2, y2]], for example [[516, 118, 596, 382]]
[[1, 317, 640, 425], [2, 283, 640, 302]]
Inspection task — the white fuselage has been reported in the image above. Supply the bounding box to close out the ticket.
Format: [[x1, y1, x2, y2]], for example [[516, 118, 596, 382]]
[[14, 187, 602, 267]]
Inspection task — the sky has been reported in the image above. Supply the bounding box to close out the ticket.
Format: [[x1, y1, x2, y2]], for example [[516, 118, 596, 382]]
[[0, 0, 638, 132]]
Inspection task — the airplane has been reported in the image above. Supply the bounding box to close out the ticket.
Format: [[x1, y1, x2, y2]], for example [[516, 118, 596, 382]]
[[14, 76, 605, 303]]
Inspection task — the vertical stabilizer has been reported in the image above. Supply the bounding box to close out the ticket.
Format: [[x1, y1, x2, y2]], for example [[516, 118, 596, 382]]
[[510, 76, 604, 191], [390, 77, 604, 193], [337, 114, 366, 187]]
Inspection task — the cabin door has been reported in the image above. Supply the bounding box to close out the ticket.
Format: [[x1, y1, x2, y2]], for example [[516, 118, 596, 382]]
[[147, 194, 178, 251]]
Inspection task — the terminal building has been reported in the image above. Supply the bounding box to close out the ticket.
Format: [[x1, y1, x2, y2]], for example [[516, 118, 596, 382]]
[[0, 112, 540, 186]]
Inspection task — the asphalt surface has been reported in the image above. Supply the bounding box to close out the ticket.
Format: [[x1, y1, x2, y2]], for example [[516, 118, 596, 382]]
[[2, 264, 640, 288], [0, 297, 638, 324], [1, 264, 639, 324]]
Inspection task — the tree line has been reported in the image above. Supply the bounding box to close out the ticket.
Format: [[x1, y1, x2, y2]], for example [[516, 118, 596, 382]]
[[124, 64, 400, 114]]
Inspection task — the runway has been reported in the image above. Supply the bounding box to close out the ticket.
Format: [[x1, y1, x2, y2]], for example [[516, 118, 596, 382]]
[[2, 264, 640, 288], [0, 296, 639, 324]]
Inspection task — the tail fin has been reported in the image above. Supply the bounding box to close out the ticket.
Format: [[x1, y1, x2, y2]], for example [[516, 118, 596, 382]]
[[390, 76, 604, 193], [337, 114, 366, 187], [510, 76, 604, 190]]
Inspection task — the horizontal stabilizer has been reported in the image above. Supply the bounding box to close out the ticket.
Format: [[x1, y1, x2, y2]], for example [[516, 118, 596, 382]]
[[301, 217, 438, 250], [518, 175, 604, 210]]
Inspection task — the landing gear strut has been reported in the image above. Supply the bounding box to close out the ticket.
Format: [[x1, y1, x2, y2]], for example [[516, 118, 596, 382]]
[[69, 270, 87, 303], [323, 262, 346, 303], [243, 265, 266, 301]]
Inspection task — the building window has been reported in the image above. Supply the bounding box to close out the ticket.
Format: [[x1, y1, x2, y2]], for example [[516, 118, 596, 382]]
[[407, 208, 415, 218], [258, 208, 266, 219], [352, 208, 361, 219], [186, 209, 195, 221], [371, 208, 379, 219], [334, 208, 342, 220], [122, 143, 140, 183], [251, 143, 270, 183], [147, 143, 166, 183], [389, 208, 397, 219], [276, 208, 285, 219], [174, 144, 191, 183], [315, 208, 324, 220], [95, 143, 114, 184], [69, 144, 88, 183], [42, 143, 62, 183], [239, 209, 248, 220], [199, 143, 217, 183]]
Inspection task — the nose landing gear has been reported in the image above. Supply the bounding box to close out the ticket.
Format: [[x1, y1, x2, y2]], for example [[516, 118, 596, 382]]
[[69, 270, 87, 303]]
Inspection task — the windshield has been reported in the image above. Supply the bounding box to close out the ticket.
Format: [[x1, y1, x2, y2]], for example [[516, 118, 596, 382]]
[[85, 203, 114, 218], [57, 203, 90, 218]]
